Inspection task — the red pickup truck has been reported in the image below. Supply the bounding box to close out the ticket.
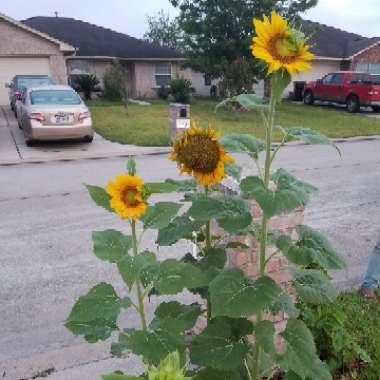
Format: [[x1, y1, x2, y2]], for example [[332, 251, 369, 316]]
[[303, 72, 380, 113]]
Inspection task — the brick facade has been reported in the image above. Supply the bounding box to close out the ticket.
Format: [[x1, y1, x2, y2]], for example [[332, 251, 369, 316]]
[[351, 42, 380, 69], [0, 19, 68, 84]]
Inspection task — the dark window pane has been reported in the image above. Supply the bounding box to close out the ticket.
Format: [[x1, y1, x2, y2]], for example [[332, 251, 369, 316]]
[[331, 74, 344, 84], [30, 90, 82, 105], [322, 74, 334, 84], [156, 75, 171, 86], [204, 74, 212, 86]]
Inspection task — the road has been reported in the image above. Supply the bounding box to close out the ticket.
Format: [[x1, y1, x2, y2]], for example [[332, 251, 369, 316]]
[[1, 139, 380, 379]]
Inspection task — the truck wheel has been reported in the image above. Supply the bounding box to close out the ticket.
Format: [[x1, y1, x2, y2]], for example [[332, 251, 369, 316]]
[[303, 90, 314, 105], [372, 106, 380, 113], [346, 95, 360, 113]]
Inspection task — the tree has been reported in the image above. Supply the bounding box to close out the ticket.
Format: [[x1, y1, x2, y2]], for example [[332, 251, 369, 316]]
[[144, 10, 184, 52], [71, 75, 100, 100], [169, 0, 318, 78]]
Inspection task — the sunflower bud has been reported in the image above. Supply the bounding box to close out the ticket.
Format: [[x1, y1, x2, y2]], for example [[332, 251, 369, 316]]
[[147, 352, 192, 380]]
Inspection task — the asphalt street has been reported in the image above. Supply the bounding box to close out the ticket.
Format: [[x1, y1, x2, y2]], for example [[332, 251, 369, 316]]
[[1, 139, 380, 379]]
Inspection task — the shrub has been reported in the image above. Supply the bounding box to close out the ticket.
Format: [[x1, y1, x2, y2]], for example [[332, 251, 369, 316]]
[[218, 57, 258, 97], [70, 74, 100, 100], [169, 78, 193, 104], [157, 85, 170, 100], [103, 62, 129, 101]]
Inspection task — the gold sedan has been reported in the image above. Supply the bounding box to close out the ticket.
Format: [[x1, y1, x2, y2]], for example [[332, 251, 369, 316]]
[[17, 85, 94, 146]]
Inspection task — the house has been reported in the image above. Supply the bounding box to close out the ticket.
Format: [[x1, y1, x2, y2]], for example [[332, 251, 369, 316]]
[[23, 16, 190, 99], [283, 20, 380, 96], [0, 12, 75, 105], [0, 12, 189, 105]]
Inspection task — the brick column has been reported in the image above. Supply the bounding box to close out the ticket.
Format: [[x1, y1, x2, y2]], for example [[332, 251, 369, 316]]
[[226, 202, 304, 349]]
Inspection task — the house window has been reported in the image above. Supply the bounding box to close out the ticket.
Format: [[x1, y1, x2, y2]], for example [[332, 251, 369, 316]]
[[155, 63, 172, 86], [356, 62, 380, 74]]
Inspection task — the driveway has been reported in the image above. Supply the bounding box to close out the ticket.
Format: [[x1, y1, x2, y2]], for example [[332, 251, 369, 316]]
[[0, 106, 169, 165], [1, 140, 379, 379]]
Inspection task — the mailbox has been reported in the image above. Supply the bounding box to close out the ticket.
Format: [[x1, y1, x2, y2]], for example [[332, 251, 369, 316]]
[[169, 103, 191, 143]]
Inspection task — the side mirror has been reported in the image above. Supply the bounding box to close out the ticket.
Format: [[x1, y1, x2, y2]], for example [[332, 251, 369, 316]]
[[316, 79, 322, 84], [5, 83, 11, 88]]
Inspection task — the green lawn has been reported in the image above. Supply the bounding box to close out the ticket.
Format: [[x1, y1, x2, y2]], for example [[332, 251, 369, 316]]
[[88, 98, 380, 146], [337, 292, 380, 380]]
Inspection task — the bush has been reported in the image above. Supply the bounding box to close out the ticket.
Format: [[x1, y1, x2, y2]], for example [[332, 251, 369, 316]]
[[219, 57, 258, 97], [157, 85, 170, 100], [103, 63, 129, 101], [70, 74, 100, 100], [169, 78, 193, 104]]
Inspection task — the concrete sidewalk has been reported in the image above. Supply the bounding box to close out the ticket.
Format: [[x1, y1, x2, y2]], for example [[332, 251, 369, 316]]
[[0, 106, 170, 165]]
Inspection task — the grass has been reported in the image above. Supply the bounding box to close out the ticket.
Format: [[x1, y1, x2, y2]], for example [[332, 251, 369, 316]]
[[88, 98, 380, 146], [336, 291, 380, 380]]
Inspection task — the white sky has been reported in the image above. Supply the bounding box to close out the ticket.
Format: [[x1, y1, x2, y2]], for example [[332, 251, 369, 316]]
[[1, 0, 379, 38]]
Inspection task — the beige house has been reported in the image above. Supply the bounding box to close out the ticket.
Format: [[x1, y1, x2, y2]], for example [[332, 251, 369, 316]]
[[0, 13, 74, 105], [23, 16, 190, 99]]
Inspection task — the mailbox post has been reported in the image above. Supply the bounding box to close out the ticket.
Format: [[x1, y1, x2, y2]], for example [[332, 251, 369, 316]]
[[169, 103, 191, 143]]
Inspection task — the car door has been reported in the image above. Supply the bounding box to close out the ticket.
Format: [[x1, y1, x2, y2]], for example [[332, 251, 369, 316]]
[[328, 73, 345, 103], [18, 91, 28, 129], [314, 73, 334, 99]]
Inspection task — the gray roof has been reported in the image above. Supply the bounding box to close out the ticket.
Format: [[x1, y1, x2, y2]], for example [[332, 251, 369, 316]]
[[302, 20, 380, 59], [23, 16, 183, 60]]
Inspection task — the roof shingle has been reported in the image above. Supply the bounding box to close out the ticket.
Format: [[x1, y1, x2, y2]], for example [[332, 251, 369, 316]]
[[23, 16, 183, 60]]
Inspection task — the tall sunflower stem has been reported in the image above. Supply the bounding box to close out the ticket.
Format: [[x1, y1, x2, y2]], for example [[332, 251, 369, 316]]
[[251, 78, 276, 380], [131, 219, 147, 331], [204, 185, 213, 321]]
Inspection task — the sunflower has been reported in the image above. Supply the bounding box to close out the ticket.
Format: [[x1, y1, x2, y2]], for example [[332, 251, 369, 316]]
[[169, 122, 234, 187], [106, 174, 147, 220], [251, 10, 314, 75]]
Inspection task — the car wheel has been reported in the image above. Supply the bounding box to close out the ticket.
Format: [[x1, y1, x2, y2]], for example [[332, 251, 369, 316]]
[[84, 136, 93, 143], [25, 138, 35, 147], [346, 95, 360, 113], [303, 91, 314, 105], [372, 106, 380, 113]]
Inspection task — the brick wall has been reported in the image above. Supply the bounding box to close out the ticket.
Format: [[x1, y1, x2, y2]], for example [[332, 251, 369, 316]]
[[351, 43, 380, 68], [0, 19, 67, 84]]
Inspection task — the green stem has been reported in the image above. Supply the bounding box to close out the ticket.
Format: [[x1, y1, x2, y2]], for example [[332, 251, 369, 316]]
[[205, 185, 212, 320], [131, 219, 147, 331], [251, 78, 276, 380]]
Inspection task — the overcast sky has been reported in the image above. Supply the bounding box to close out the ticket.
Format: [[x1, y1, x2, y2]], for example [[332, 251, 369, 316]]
[[1, 0, 380, 38]]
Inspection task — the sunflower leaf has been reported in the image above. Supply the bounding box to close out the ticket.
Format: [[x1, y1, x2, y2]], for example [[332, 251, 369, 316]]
[[85, 184, 113, 212], [141, 202, 182, 230]]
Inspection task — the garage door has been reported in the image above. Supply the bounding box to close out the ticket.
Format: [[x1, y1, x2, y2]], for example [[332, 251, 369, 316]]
[[0, 57, 50, 105]]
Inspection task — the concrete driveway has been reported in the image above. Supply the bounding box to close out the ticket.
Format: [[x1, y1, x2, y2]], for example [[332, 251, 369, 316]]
[[0, 106, 169, 165]]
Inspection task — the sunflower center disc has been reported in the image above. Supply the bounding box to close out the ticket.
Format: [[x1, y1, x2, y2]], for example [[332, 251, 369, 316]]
[[124, 189, 138, 206], [180, 135, 220, 173]]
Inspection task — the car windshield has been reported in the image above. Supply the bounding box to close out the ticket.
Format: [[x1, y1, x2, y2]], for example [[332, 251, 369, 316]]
[[16, 77, 53, 89], [30, 90, 82, 105]]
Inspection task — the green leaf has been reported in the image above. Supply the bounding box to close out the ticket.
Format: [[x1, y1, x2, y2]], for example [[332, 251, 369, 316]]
[[190, 317, 251, 371], [154, 259, 208, 295], [221, 133, 265, 158], [241, 169, 317, 218], [224, 162, 242, 180], [92, 230, 132, 263], [194, 368, 244, 380], [292, 268, 338, 305], [272, 70, 291, 104], [255, 320, 277, 356], [65, 283, 122, 343], [141, 202, 182, 230], [144, 179, 197, 195], [102, 375, 143, 380], [271, 292, 300, 319], [283, 372, 302, 380], [188, 195, 252, 233], [279, 319, 332, 380], [278, 225, 346, 270], [216, 94, 269, 111], [117, 250, 157, 290], [280, 127, 341, 155], [157, 216, 204, 246], [122, 328, 186, 366], [85, 184, 113, 212], [209, 268, 282, 318], [150, 301, 202, 332]]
